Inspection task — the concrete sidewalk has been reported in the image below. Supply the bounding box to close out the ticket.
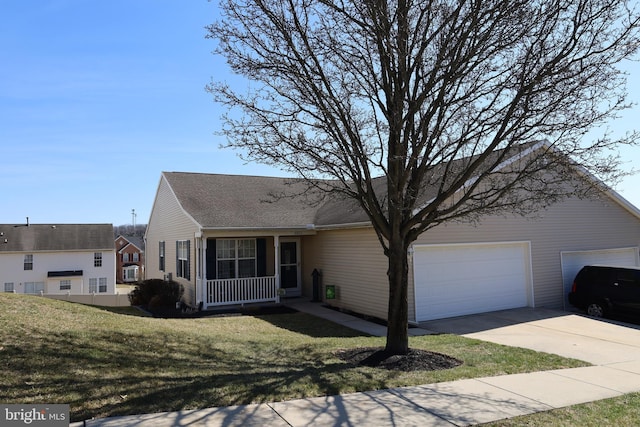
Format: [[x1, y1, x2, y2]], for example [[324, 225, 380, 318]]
[[71, 365, 640, 427], [70, 303, 640, 426], [284, 299, 434, 337]]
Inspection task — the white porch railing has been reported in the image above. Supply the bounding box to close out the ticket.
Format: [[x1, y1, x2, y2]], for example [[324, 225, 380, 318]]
[[205, 276, 277, 307]]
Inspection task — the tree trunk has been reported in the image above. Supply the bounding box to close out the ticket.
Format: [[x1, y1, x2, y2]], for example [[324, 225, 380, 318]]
[[384, 235, 409, 355]]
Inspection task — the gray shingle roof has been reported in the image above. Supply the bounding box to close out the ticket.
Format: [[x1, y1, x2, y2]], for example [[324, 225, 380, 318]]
[[163, 172, 330, 228], [161, 142, 551, 229], [0, 224, 114, 253], [116, 234, 144, 252]]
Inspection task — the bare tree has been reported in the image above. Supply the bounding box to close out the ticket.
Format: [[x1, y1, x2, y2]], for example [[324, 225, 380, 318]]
[[207, 0, 640, 355]]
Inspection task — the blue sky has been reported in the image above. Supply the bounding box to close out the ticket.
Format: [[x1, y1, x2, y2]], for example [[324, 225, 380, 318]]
[[1, 1, 639, 226]]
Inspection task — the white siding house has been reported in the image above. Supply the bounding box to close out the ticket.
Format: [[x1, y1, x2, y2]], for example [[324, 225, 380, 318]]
[[0, 224, 116, 295]]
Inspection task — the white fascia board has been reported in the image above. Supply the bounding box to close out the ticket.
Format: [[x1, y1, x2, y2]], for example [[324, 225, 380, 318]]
[[569, 156, 640, 221], [200, 226, 318, 237], [602, 187, 640, 220], [201, 225, 311, 231], [312, 221, 373, 230]]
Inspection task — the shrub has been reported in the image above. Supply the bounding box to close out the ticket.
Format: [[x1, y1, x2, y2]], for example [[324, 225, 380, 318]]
[[129, 279, 184, 308]]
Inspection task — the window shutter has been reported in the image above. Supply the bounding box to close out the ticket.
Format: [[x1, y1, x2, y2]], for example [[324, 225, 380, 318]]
[[257, 238, 267, 277], [186, 240, 191, 281], [206, 238, 216, 280], [158, 242, 164, 271], [176, 241, 180, 278]]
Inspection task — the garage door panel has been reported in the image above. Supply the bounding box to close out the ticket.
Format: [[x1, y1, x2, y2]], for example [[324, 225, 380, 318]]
[[561, 247, 639, 309], [414, 242, 531, 321], [417, 270, 525, 299]]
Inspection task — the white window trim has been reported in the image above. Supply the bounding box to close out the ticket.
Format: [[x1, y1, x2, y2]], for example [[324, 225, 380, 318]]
[[177, 240, 190, 279], [216, 238, 257, 279], [24, 282, 44, 294], [24, 254, 33, 270], [159, 241, 166, 272], [89, 278, 108, 293]]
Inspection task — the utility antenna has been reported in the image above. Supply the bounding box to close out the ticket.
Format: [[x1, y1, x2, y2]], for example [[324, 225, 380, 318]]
[[131, 209, 137, 227]]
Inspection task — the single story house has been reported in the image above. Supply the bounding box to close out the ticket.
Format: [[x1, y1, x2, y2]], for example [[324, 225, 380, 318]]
[[0, 223, 116, 295], [145, 161, 640, 322]]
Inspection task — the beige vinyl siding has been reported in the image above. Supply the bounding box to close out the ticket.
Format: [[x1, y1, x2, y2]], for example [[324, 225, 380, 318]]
[[313, 228, 390, 321], [529, 195, 640, 308], [300, 235, 320, 297], [308, 193, 639, 323], [146, 176, 200, 305], [412, 194, 640, 313]]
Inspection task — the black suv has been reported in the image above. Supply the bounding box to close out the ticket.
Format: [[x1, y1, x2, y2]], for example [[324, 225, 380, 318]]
[[568, 265, 640, 318]]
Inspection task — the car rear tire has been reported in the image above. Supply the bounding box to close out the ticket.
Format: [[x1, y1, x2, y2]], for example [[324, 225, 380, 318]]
[[586, 302, 605, 318]]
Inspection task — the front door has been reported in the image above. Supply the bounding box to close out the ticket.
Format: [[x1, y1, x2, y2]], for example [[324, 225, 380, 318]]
[[280, 238, 301, 297]]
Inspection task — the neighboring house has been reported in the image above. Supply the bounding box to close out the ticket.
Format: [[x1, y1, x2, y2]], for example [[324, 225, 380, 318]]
[[115, 235, 144, 283], [0, 223, 116, 295], [145, 161, 640, 323]]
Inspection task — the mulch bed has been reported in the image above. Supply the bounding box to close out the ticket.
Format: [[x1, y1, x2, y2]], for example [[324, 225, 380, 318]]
[[335, 347, 463, 371]]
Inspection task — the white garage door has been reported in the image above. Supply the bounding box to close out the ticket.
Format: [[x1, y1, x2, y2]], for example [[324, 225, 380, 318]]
[[560, 247, 639, 309], [414, 242, 532, 322]]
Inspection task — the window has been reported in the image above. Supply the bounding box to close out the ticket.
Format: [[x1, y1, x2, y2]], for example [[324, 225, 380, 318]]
[[60, 280, 71, 291], [216, 239, 235, 279], [94, 252, 102, 267], [133, 252, 139, 262], [216, 239, 256, 279], [24, 254, 33, 270], [89, 278, 108, 293], [99, 277, 107, 293], [159, 241, 165, 271], [123, 253, 129, 263], [24, 282, 44, 294], [237, 239, 256, 278], [123, 266, 139, 282], [176, 240, 190, 280], [4, 283, 14, 293]]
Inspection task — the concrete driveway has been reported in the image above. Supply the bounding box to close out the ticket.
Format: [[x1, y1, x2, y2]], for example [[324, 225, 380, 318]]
[[420, 308, 640, 367]]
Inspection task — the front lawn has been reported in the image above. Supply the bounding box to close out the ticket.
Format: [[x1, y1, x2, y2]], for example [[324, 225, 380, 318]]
[[481, 392, 640, 426], [0, 294, 587, 422]]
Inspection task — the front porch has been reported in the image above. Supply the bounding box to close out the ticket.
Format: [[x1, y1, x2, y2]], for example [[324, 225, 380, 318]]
[[195, 233, 311, 309], [202, 276, 278, 306]]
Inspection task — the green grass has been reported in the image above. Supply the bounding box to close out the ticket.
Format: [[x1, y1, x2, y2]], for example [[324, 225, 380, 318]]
[[480, 392, 640, 426], [0, 293, 588, 422]]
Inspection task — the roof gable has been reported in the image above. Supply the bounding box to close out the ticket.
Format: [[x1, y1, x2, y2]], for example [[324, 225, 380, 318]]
[[115, 234, 144, 252]]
